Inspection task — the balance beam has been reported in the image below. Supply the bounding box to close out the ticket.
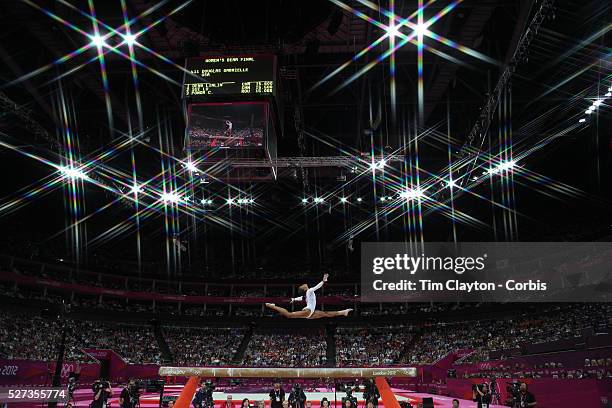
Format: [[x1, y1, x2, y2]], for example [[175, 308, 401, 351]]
[[158, 366, 417, 378]]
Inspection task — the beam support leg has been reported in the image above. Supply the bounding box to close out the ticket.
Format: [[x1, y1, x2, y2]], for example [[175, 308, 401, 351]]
[[374, 377, 401, 408], [174, 376, 200, 408]]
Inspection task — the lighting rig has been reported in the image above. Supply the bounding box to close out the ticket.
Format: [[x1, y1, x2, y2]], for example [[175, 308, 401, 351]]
[[453, 0, 556, 188]]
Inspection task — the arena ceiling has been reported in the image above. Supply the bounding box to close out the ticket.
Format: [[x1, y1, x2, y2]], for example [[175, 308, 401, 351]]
[[0, 0, 610, 277]]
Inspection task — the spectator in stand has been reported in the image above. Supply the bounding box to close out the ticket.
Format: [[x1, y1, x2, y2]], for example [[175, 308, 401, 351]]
[[244, 332, 326, 367], [336, 326, 412, 366], [405, 303, 611, 365], [165, 327, 243, 366]]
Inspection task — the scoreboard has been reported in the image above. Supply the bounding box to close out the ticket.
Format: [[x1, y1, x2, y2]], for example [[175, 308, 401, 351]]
[[183, 55, 276, 98]]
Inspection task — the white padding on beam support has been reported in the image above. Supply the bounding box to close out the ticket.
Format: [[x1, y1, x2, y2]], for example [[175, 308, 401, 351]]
[[158, 367, 417, 378]]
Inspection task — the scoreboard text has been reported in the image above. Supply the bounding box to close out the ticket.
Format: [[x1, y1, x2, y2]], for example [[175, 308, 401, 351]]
[[183, 55, 276, 98]]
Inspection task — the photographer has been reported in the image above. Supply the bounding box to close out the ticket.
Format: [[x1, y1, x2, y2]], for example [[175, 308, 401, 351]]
[[341, 385, 357, 408], [288, 384, 306, 408], [193, 383, 216, 408], [120, 379, 140, 408], [472, 383, 492, 408], [91, 379, 113, 408], [269, 382, 285, 408], [193, 381, 216, 408], [517, 383, 537, 408], [362, 379, 380, 407], [67, 367, 80, 403]]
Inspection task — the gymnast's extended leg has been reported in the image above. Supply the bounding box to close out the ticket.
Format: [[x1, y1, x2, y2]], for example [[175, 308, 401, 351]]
[[308, 309, 353, 319], [265, 303, 311, 319]]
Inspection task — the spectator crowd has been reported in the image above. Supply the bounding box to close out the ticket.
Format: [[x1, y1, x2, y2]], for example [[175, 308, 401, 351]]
[[243, 330, 327, 367], [336, 325, 414, 366], [165, 327, 244, 366], [0, 301, 609, 372]]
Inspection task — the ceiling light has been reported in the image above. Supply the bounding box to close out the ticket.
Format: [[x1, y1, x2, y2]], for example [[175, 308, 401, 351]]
[[400, 188, 424, 200], [413, 23, 428, 36], [89, 34, 106, 48], [161, 192, 180, 203], [185, 161, 198, 172], [60, 166, 87, 180], [122, 33, 138, 45], [386, 24, 401, 37]]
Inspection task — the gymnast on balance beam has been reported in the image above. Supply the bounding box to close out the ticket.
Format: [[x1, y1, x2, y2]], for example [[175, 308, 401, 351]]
[[265, 274, 353, 319]]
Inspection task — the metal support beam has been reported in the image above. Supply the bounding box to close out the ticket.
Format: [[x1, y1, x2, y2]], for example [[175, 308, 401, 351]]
[[455, 0, 556, 186], [198, 155, 404, 169]]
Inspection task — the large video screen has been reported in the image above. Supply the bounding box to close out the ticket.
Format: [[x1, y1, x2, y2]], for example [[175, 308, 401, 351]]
[[186, 102, 267, 150], [183, 55, 276, 98]]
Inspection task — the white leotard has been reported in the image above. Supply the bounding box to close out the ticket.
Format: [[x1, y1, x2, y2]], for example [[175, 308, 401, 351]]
[[292, 280, 324, 317]]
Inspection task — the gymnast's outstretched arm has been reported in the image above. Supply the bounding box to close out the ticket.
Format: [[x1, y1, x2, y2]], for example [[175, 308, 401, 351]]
[[310, 273, 329, 292]]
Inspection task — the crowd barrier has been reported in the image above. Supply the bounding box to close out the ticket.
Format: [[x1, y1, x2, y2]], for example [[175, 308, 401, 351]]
[[446, 378, 611, 408]]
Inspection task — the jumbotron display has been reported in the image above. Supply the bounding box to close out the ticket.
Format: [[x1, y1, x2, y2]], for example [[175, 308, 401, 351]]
[[186, 102, 266, 150], [183, 54, 276, 97]]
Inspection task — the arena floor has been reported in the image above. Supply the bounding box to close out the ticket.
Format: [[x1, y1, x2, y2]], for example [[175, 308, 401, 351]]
[[63, 386, 506, 408]]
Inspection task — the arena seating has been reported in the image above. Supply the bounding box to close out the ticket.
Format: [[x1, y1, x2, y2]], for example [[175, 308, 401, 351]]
[[335, 325, 414, 366], [0, 311, 161, 364], [242, 329, 328, 367], [403, 303, 611, 364], [164, 326, 245, 366]]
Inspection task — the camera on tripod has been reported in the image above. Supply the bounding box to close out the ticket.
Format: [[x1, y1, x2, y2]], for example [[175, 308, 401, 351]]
[[92, 379, 111, 393], [289, 383, 306, 408], [67, 373, 78, 400], [362, 379, 379, 406], [505, 381, 521, 406], [337, 383, 357, 408], [128, 380, 143, 407], [202, 380, 215, 394]]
